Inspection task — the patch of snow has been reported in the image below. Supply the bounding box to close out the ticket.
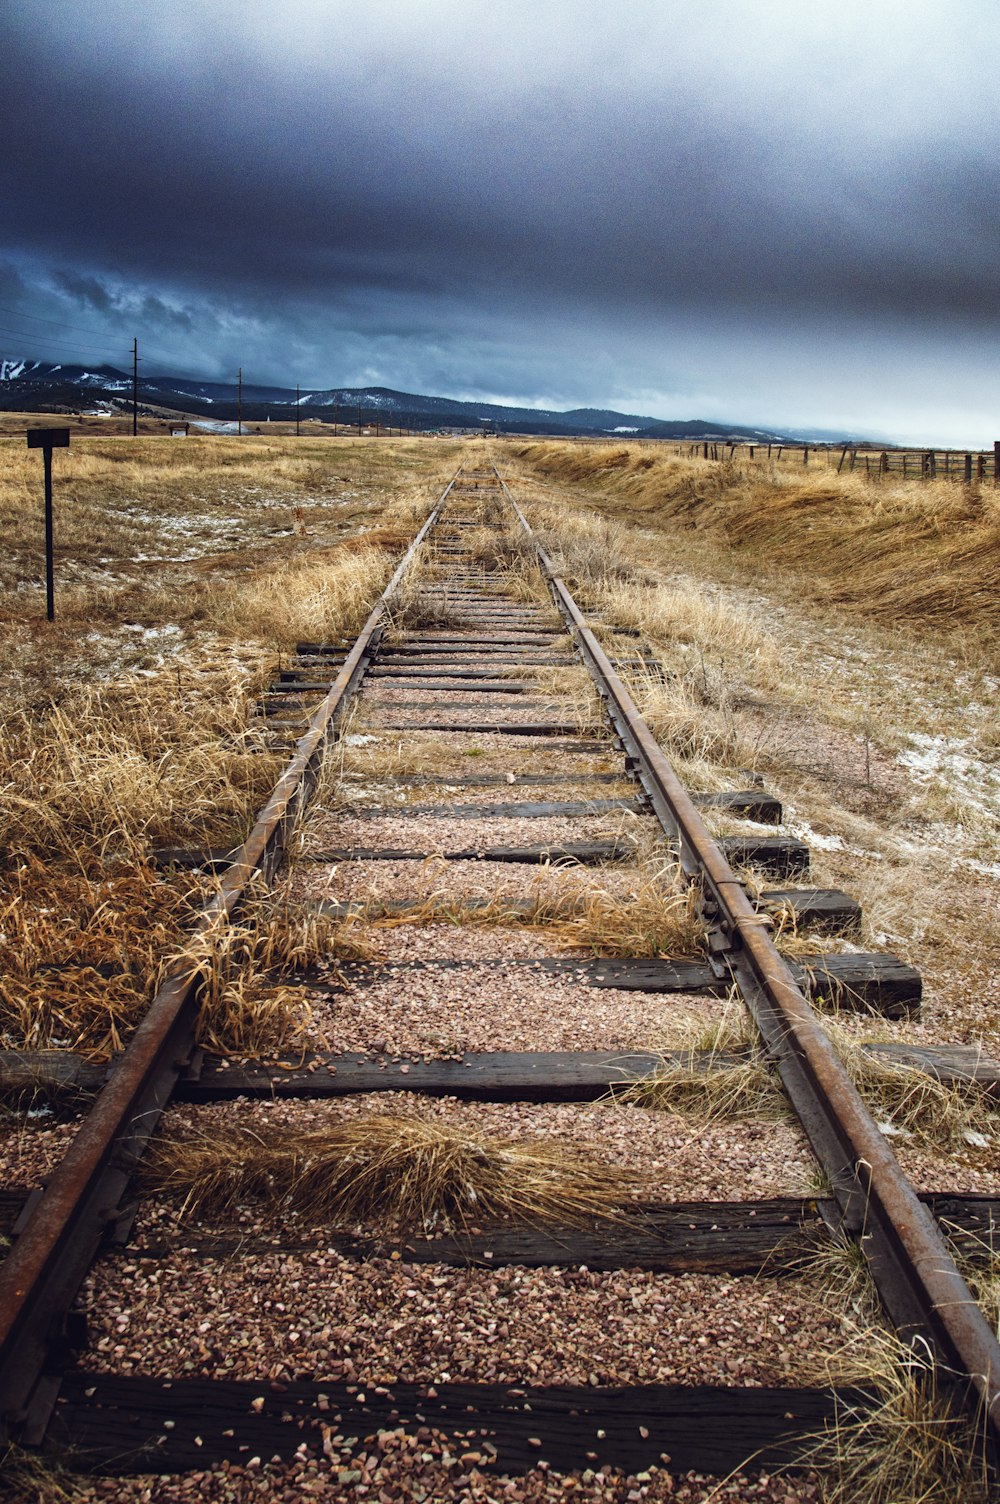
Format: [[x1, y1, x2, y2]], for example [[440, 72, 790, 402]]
[[786, 820, 847, 853]]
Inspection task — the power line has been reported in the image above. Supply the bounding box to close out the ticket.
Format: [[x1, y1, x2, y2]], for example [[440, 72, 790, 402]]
[[0, 303, 143, 340], [0, 308, 192, 370], [0, 327, 195, 375], [0, 324, 132, 360]]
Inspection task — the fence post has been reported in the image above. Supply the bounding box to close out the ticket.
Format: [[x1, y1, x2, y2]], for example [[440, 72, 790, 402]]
[[879, 451, 888, 476], [978, 453, 986, 480], [803, 446, 809, 465], [994, 440, 1000, 483]]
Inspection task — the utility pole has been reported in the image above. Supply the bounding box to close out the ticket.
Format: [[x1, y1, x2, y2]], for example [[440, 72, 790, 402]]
[[132, 337, 138, 436], [295, 384, 300, 437], [333, 398, 339, 433], [237, 367, 243, 436]]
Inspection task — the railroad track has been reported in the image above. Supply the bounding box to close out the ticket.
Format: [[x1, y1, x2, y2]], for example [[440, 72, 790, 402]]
[[1, 460, 998, 1496]]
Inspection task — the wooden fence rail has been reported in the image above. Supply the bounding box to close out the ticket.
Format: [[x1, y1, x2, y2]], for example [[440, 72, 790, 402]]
[[677, 439, 1000, 481]]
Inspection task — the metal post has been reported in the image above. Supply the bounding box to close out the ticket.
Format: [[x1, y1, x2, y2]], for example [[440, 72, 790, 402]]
[[237, 368, 243, 436], [27, 428, 69, 622], [132, 338, 138, 437], [43, 446, 54, 621]]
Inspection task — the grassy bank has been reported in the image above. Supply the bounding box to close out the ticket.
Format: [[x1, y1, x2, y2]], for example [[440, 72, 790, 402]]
[[507, 441, 1000, 656]]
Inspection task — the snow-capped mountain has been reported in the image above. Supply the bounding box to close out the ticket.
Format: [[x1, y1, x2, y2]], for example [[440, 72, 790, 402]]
[[0, 359, 864, 442]]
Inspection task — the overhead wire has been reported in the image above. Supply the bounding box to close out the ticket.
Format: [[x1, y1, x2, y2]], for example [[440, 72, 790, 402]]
[[0, 305, 192, 371]]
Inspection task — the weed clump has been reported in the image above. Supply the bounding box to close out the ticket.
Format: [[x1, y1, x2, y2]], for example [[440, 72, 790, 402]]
[[146, 1113, 640, 1231]]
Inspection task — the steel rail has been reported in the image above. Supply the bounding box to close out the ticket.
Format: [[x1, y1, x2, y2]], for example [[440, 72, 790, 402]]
[[495, 465, 1000, 1452], [0, 476, 456, 1444]]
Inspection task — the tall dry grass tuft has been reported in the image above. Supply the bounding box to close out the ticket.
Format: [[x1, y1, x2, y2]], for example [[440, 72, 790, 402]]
[[618, 1054, 787, 1121], [146, 1113, 640, 1230], [177, 882, 374, 1058], [792, 1242, 991, 1504], [544, 867, 705, 957], [0, 1446, 81, 1504], [0, 675, 282, 866], [207, 540, 396, 648], [0, 861, 196, 1056], [826, 1023, 1000, 1152], [355, 862, 705, 958], [630, 673, 768, 772]]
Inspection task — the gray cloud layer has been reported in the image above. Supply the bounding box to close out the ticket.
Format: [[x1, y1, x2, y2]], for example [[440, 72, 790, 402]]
[[3, 0, 1000, 441]]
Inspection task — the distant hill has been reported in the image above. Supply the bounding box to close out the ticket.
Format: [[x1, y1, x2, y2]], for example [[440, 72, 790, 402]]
[[0, 359, 864, 443]]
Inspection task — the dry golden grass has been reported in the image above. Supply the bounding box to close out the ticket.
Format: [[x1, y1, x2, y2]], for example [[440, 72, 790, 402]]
[[0, 676, 281, 866], [792, 1245, 991, 1504], [618, 1002, 997, 1149], [507, 441, 1000, 649], [0, 862, 196, 1057], [0, 869, 372, 1061], [145, 1113, 640, 1231], [176, 882, 375, 1059], [0, 1446, 82, 1504], [542, 866, 705, 956], [361, 863, 706, 958], [618, 1053, 787, 1122], [206, 538, 397, 648], [0, 436, 460, 673]]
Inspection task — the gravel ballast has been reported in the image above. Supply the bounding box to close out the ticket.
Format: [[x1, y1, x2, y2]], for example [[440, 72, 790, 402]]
[[301, 964, 716, 1056], [82, 1250, 861, 1389]]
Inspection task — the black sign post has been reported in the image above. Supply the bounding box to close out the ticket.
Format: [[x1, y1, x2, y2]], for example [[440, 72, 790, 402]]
[[27, 427, 70, 621]]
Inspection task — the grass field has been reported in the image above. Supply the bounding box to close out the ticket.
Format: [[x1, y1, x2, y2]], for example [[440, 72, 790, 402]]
[[0, 434, 463, 1056]]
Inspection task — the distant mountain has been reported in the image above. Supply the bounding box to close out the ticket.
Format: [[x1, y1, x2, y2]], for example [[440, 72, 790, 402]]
[[0, 359, 865, 443]]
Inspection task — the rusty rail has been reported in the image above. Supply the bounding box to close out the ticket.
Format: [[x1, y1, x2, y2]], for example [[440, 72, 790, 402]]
[[496, 464, 1000, 1454], [0, 476, 455, 1444]]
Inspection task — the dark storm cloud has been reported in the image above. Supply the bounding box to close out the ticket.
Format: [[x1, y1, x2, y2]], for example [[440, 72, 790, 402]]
[[4, 0, 1000, 441]]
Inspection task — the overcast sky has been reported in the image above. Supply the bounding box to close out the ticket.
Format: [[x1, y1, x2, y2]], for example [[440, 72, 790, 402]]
[[3, 0, 1000, 443]]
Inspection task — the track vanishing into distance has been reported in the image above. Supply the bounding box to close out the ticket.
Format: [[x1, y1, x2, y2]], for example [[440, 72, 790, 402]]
[[1, 461, 999, 1492]]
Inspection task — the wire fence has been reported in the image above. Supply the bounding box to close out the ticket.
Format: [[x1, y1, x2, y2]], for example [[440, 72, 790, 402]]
[[677, 440, 1000, 482]]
